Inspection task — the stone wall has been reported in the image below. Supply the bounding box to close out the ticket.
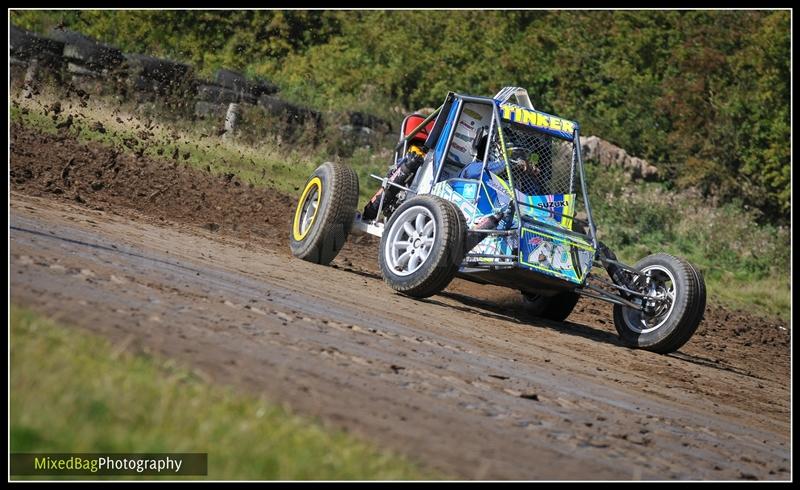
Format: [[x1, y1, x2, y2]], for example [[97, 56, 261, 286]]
[[11, 23, 659, 180], [10, 24, 392, 145]]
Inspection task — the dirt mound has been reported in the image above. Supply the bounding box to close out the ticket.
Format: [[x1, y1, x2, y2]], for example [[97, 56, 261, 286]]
[[704, 303, 788, 347], [10, 123, 293, 250]]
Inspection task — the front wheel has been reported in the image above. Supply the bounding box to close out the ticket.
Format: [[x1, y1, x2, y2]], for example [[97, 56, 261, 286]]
[[379, 195, 466, 298], [612, 253, 705, 353], [289, 162, 359, 265]]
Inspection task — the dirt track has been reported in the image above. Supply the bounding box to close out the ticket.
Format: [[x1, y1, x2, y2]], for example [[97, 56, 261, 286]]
[[10, 126, 791, 480]]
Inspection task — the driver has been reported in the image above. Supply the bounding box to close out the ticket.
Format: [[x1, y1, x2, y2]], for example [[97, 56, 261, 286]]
[[458, 129, 542, 195]]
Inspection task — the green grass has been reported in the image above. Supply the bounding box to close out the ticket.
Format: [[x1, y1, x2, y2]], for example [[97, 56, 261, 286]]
[[10, 306, 434, 480]]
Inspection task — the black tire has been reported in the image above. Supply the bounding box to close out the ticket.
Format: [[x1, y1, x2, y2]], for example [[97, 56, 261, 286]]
[[347, 111, 392, 133], [521, 291, 581, 322], [11, 24, 64, 61], [214, 69, 264, 103], [66, 62, 101, 77], [130, 74, 156, 92], [379, 195, 466, 298], [193, 101, 227, 119], [258, 95, 295, 115], [687, 260, 707, 330], [125, 53, 190, 84], [215, 68, 250, 92], [251, 77, 279, 97], [612, 253, 705, 353], [258, 95, 321, 125], [48, 28, 124, 70], [196, 84, 240, 104], [289, 162, 359, 265]]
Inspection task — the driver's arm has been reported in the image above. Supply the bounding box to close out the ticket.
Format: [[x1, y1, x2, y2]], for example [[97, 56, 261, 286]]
[[459, 160, 507, 179]]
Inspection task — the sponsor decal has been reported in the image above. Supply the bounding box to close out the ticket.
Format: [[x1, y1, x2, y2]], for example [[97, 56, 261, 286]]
[[527, 236, 543, 247], [457, 182, 478, 199], [453, 131, 472, 143], [536, 200, 566, 209], [527, 240, 572, 270], [499, 103, 576, 135], [485, 175, 508, 196], [458, 120, 475, 131], [451, 142, 469, 153], [462, 107, 484, 121]]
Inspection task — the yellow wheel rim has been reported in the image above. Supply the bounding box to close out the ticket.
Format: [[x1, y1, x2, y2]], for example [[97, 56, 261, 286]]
[[293, 177, 322, 241]]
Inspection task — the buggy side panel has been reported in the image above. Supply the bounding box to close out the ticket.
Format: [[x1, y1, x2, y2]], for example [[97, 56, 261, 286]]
[[447, 102, 494, 164], [518, 193, 576, 230], [431, 179, 480, 225], [431, 179, 515, 264], [519, 224, 595, 283], [433, 100, 496, 183], [432, 101, 461, 176], [470, 233, 516, 263]]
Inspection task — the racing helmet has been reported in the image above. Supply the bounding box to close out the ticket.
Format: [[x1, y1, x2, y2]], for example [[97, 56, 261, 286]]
[[507, 145, 531, 166]]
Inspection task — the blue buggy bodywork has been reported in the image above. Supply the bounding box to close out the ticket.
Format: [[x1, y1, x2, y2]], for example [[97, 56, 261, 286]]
[[386, 88, 599, 296]]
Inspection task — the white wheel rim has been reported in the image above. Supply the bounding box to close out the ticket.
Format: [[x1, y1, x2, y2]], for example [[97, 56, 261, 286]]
[[384, 206, 436, 277], [622, 265, 677, 334]]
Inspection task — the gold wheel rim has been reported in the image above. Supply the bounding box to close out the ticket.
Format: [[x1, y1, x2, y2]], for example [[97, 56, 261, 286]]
[[293, 177, 322, 241]]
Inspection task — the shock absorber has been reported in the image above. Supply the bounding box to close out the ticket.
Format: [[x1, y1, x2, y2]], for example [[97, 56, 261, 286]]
[[598, 241, 633, 288], [362, 145, 427, 220]]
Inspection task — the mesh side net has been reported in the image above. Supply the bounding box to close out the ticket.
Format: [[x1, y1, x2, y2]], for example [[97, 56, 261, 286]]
[[486, 121, 586, 228]]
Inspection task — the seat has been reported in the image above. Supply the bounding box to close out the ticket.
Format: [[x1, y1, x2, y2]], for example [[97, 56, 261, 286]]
[[400, 113, 436, 146]]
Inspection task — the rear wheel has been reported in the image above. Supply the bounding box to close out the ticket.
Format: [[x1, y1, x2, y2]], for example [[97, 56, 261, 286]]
[[379, 195, 465, 298], [612, 253, 704, 353], [521, 291, 581, 322], [289, 162, 359, 265]]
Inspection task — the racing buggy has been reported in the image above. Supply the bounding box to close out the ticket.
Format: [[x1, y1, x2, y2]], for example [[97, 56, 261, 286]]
[[289, 87, 706, 353]]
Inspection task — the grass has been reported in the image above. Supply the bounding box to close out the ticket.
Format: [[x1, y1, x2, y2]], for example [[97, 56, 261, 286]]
[[9, 305, 434, 480], [10, 89, 790, 321]]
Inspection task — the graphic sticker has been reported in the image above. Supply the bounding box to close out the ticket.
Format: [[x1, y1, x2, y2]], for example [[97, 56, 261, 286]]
[[519, 227, 594, 283]]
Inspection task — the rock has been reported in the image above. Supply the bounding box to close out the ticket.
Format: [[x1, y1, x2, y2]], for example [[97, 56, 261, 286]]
[[580, 135, 659, 181]]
